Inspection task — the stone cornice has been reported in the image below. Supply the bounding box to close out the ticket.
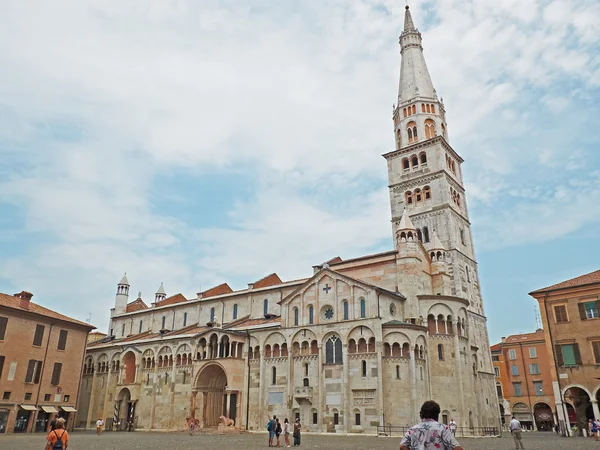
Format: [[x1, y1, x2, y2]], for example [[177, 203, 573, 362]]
[[382, 322, 428, 333], [418, 295, 470, 307], [382, 136, 464, 163], [390, 171, 443, 191]]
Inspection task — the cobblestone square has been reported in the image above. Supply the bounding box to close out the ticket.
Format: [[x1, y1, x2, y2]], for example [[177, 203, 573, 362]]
[[1, 431, 596, 450]]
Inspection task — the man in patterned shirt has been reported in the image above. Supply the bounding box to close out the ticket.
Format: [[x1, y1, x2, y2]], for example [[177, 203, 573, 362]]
[[400, 401, 463, 450]]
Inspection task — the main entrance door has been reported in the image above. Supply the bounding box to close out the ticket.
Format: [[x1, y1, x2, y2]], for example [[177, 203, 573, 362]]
[[195, 364, 227, 427]]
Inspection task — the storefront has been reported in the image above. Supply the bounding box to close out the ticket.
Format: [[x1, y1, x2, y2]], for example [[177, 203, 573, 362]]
[[39, 406, 59, 432], [0, 408, 10, 433], [534, 403, 555, 431], [14, 405, 36, 433], [512, 403, 534, 430], [58, 406, 77, 430]]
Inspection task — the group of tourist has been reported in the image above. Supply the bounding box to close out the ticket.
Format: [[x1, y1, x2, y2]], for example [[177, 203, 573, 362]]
[[44, 417, 68, 450], [589, 418, 600, 440], [266, 415, 301, 447]]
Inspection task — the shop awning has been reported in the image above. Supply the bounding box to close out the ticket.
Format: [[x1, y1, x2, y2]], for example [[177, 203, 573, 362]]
[[40, 405, 59, 413], [60, 406, 77, 413], [19, 404, 38, 411]]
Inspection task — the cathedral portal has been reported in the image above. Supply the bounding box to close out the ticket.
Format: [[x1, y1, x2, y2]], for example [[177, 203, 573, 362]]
[[194, 364, 228, 427]]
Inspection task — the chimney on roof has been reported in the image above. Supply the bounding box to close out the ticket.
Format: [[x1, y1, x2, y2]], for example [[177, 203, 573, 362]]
[[15, 291, 33, 309], [501, 336, 506, 343]]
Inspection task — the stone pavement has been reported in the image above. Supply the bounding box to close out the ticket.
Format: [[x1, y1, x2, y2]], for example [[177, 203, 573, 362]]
[[1, 430, 596, 449]]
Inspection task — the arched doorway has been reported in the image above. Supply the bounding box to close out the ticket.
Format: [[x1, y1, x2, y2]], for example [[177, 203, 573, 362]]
[[512, 403, 533, 430], [499, 404, 505, 427], [115, 388, 135, 431], [195, 364, 228, 427], [534, 403, 554, 431], [122, 351, 136, 384], [563, 386, 593, 435]]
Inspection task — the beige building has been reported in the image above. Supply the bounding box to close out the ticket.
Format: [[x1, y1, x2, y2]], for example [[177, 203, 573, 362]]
[[0, 291, 94, 434], [76, 6, 498, 434], [530, 269, 600, 436]]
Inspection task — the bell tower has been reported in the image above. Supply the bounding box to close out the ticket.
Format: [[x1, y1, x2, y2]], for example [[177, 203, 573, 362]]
[[385, 6, 483, 315]]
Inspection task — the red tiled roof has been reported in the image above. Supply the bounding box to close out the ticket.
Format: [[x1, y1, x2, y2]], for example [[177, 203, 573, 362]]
[[154, 293, 187, 307], [201, 283, 233, 298], [0, 292, 95, 329], [226, 316, 281, 329], [167, 324, 209, 336], [530, 270, 600, 295], [253, 273, 283, 289], [125, 298, 148, 313], [503, 330, 545, 344], [490, 343, 502, 352]]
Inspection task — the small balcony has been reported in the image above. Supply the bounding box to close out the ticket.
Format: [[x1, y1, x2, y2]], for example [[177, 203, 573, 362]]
[[294, 386, 313, 402]]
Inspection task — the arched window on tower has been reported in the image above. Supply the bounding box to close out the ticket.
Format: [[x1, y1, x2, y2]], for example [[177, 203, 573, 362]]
[[325, 335, 343, 364], [425, 119, 436, 139], [263, 299, 269, 316], [405, 191, 413, 205], [431, 104, 436, 114], [403, 158, 410, 171], [161, 316, 166, 330], [210, 307, 215, 322], [424, 186, 431, 200], [417, 229, 423, 242], [412, 105, 416, 115], [233, 303, 238, 320], [360, 299, 366, 318], [423, 226, 430, 243], [272, 366, 277, 385], [308, 305, 314, 324], [362, 360, 367, 377], [407, 127, 413, 143], [396, 130, 402, 149], [411, 156, 419, 167], [420, 152, 427, 165], [343, 301, 349, 320], [421, 103, 426, 112], [415, 189, 422, 203], [438, 344, 444, 361], [294, 307, 299, 326], [426, 104, 431, 113], [407, 122, 417, 144], [403, 107, 407, 118]]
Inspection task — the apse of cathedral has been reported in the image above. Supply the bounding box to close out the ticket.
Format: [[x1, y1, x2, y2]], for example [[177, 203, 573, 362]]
[[77, 6, 498, 433]]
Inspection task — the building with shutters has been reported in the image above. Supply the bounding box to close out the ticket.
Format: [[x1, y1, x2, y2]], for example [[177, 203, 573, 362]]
[[76, 6, 500, 434], [529, 270, 600, 436], [490, 330, 555, 432], [0, 291, 95, 434]]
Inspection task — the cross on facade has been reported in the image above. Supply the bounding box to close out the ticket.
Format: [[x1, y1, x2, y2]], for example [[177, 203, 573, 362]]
[[323, 284, 331, 294]]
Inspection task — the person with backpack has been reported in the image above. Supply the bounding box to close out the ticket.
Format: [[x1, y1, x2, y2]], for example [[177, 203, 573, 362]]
[[267, 415, 276, 447], [45, 418, 68, 450]]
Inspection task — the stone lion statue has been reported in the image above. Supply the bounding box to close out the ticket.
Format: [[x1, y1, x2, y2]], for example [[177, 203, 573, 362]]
[[219, 415, 234, 427]]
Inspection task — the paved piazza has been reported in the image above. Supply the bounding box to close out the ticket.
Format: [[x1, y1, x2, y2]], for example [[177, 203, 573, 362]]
[[1, 431, 596, 450]]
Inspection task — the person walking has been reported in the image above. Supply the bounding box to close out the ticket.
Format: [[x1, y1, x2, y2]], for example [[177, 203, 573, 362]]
[[293, 418, 301, 447], [275, 418, 282, 447], [399, 401, 463, 450], [283, 418, 291, 447], [591, 418, 599, 441], [96, 418, 104, 435], [46, 418, 69, 450], [509, 416, 525, 449], [449, 418, 457, 436]]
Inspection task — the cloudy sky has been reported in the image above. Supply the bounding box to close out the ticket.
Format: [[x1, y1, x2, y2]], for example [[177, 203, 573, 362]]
[[0, 0, 599, 343]]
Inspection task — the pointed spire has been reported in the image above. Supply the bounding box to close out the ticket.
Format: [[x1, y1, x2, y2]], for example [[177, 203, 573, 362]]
[[398, 208, 416, 231], [118, 273, 129, 286], [404, 5, 416, 32], [156, 282, 166, 295], [430, 231, 445, 251]]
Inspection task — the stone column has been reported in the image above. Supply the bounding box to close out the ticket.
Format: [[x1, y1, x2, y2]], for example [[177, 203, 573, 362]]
[[409, 352, 418, 422], [342, 343, 350, 433], [225, 392, 231, 417], [376, 342, 385, 427], [258, 345, 266, 421], [230, 341, 234, 358], [85, 370, 97, 429], [592, 400, 600, 421], [318, 345, 325, 432], [453, 324, 466, 427]]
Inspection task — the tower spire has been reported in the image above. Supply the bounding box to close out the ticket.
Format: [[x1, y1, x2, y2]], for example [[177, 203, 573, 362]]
[[397, 5, 436, 103]]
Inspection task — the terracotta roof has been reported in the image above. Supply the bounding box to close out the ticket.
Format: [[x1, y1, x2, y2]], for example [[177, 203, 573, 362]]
[[529, 269, 600, 295], [166, 324, 209, 336], [0, 292, 95, 329], [490, 343, 502, 352], [226, 316, 281, 329], [200, 283, 233, 298], [154, 293, 187, 307], [252, 273, 282, 289], [125, 298, 148, 313], [503, 329, 545, 344]]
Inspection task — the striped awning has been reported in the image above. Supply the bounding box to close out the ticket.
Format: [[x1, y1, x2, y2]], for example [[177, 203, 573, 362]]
[[60, 406, 77, 413], [19, 404, 38, 411], [40, 405, 59, 413]]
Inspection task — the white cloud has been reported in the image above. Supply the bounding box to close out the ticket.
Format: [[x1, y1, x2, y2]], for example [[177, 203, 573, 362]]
[[0, 0, 599, 327]]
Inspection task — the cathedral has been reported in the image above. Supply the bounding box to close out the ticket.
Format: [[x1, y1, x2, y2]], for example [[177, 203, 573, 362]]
[[77, 7, 498, 434]]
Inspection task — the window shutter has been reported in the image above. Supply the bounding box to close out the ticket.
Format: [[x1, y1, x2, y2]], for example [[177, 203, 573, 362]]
[[51, 363, 62, 386], [578, 303, 587, 320], [592, 342, 600, 364], [0, 316, 7, 340], [33, 325, 45, 346], [25, 360, 35, 382], [57, 330, 68, 350], [33, 360, 42, 384], [0, 355, 5, 379], [573, 344, 582, 365], [555, 345, 564, 366]]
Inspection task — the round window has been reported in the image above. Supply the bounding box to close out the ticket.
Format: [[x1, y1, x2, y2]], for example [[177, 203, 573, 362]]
[[325, 308, 334, 320]]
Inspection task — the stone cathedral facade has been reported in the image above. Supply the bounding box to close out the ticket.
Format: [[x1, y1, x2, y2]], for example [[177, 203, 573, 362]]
[[76, 7, 498, 434]]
